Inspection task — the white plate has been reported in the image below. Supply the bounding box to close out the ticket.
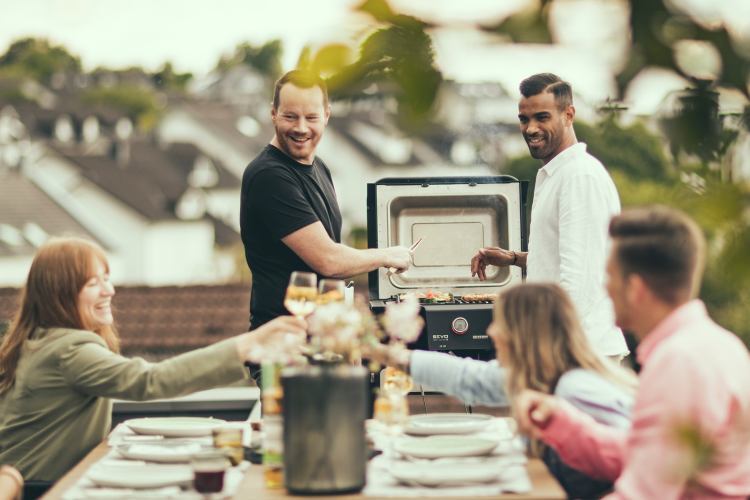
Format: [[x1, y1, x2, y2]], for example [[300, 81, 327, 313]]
[[394, 435, 499, 459], [125, 417, 226, 437], [117, 442, 206, 463], [404, 413, 493, 435], [87, 464, 192, 489], [391, 461, 499, 486]]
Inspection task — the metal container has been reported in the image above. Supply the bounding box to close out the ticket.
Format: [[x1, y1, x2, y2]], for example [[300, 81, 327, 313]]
[[368, 176, 527, 358], [282, 364, 369, 494]]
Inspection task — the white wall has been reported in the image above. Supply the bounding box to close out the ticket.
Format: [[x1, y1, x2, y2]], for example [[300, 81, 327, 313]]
[[205, 188, 241, 230], [142, 220, 217, 285], [0, 255, 33, 286], [159, 110, 253, 178]]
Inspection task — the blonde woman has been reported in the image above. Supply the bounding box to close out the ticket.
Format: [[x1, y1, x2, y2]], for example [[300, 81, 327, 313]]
[[0, 237, 305, 486], [373, 283, 636, 498]]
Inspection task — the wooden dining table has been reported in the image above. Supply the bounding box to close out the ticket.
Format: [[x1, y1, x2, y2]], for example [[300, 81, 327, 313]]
[[43, 439, 566, 499]]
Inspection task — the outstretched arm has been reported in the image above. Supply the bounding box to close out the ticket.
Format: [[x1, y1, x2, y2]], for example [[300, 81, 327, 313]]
[[283, 221, 411, 278]]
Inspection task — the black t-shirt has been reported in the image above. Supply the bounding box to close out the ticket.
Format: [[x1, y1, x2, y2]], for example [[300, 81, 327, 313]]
[[240, 145, 342, 329]]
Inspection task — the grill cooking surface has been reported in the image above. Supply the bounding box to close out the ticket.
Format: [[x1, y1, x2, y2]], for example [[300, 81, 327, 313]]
[[390, 295, 496, 305]]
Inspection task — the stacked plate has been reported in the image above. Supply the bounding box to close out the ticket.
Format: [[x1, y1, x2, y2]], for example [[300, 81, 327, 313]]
[[124, 417, 226, 437], [389, 413, 509, 487], [394, 435, 499, 459], [117, 441, 208, 463], [404, 412, 493, 436], [87, 464, 192, 489]]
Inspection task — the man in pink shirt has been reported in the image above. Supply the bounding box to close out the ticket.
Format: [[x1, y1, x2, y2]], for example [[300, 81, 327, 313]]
[[516, 206, 750, 499]]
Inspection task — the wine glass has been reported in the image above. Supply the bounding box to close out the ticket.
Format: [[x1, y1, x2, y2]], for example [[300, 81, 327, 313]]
[[373, 390, 409, 458], [381, 342, 414, 396], [317, 279, 345, 305], [284, 271, 317, 319]]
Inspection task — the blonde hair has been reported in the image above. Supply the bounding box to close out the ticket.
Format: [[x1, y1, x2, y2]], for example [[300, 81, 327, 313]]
[[494, 283, 636, 399], [0, 237, 120, 393]]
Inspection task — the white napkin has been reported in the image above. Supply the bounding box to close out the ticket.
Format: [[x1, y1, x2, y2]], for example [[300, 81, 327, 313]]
[[122, 443, 202, 457]]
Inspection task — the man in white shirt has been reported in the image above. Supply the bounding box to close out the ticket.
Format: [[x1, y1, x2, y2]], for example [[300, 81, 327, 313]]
[[471, 73, 628, 357]]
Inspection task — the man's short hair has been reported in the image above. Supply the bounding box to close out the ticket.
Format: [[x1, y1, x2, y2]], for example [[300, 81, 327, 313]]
[[519, 73, 573, 110], [272, 70, 329, 110], [609, 206, 706, 305]]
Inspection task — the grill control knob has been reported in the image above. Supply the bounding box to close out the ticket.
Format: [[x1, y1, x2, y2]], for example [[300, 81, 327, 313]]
[[451, 317, 469, 335]]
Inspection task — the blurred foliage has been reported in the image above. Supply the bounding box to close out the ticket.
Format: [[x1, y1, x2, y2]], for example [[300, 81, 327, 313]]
[[671, 421, 717, 482], [152, 62, 193, 92], [81, 85, 162, 130], [0, 38, 81, 84], [362, 0, 750, 347], [304, 0, 442, 132], [481, 0, 553, 43], [216, 40, 284, 81]]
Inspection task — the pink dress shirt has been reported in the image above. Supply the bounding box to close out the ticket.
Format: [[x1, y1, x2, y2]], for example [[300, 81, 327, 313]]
[[539, 300, 750, 499]]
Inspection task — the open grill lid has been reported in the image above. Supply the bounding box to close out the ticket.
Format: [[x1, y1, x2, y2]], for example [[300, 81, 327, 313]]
[[367, 176, 527, 300]]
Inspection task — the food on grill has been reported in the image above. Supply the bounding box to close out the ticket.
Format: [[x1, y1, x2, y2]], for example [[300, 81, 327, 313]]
[[400, 291, 453, 303], [460, 293, 497, 303]]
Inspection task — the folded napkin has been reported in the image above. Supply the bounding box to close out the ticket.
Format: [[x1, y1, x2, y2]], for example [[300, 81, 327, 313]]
[[120, 443, 203, 458], [70, 486, 184, 499]]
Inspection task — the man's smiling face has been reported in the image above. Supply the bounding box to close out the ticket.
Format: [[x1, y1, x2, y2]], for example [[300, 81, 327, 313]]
[[271, 83, 330, 165], [518, 91, 573, 164]]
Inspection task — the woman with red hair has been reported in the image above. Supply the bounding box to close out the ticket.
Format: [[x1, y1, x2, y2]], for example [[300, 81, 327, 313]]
[[0, 237, 304, 485]]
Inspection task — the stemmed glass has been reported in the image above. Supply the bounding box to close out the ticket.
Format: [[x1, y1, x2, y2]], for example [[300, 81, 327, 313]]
[[317, 279, 345, 305], [374, 388, 410, 458], [284, 271, 318, 320]]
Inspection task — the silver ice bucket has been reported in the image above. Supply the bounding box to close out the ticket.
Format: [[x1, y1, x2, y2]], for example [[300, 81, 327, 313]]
[[282, 364, 369, 494]]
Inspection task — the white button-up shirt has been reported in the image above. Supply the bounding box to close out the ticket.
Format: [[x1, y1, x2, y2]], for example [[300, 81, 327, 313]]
[[526, 143, 628, 356]]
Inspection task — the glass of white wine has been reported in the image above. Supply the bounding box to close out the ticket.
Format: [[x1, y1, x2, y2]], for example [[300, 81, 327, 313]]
[[284, 271, 318, 319], [317, 279, 345, 305]]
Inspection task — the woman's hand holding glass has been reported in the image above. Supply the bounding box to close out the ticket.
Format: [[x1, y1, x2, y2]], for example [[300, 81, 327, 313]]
[[238, 316, 307, 363]]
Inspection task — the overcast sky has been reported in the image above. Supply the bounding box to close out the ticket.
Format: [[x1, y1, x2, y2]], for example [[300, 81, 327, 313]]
[[1, 0, 747, 106]]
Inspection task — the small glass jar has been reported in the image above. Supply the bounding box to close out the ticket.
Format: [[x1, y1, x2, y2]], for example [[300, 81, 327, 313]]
[[191, 450, 229, 494], [212, 424, 244, 466]]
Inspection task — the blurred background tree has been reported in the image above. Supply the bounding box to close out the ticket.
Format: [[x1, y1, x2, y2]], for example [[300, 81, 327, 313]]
[[310, 0, 750, 345], [216, 39, 284, 81], [0, 37, 81, 84]]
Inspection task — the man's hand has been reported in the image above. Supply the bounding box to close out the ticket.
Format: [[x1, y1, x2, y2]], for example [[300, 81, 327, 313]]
[[470, 247, 516, 280], [383, 246, 412, 273], [514, 389, 559, 439], [237, 316, 307, 362]]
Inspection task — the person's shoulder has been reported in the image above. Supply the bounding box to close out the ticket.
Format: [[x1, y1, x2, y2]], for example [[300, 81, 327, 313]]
[[566, 145, 609, 175], [244, 151, 297, 187], [556, 368, 602, 390], [656, 320, 747, 369], [38, 328, 108, 351], [556, 368, 627, 398], [315, 156, 331, 172]]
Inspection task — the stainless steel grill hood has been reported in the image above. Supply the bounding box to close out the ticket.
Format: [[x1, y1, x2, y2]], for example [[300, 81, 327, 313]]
[[367, 176, 527, 300]]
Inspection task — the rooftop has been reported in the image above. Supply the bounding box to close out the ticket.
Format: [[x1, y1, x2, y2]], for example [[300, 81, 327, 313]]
[[0, 283, 251, 359]]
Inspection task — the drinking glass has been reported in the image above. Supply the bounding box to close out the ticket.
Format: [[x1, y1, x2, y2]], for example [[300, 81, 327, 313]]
[[373, 391, 409, 458], [212, 425, 244, 466], [191, 450, 229, 496], [317, 279, 345, 305], [381, 366, 414, 395], [284, 271, 317, 319]]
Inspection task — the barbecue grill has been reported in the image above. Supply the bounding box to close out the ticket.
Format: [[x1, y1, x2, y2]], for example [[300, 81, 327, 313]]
[[368, 176, 528, 360]]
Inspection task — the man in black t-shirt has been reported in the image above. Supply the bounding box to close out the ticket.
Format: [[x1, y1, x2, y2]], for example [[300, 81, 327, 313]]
[[240, 70, 411, 331]]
